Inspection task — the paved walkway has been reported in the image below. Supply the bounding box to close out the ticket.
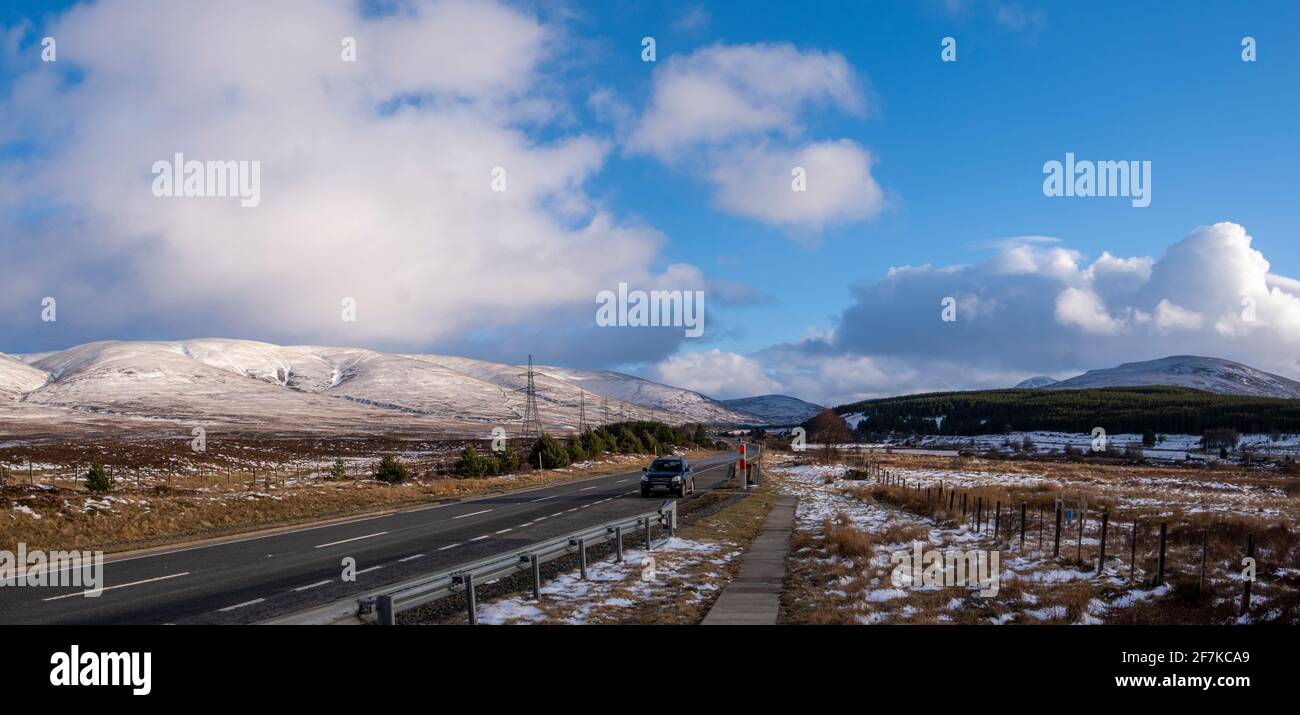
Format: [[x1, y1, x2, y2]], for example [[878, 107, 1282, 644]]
[[701, 494, 797, 625]]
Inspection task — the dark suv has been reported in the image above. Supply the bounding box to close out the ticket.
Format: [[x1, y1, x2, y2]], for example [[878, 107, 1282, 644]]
[[640, 456, 695, 497]]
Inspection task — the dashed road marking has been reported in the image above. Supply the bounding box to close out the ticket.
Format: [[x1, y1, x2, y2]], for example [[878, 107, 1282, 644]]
[[42, 572, 191, 602], [315, 532, 388, 549], [437, 543, 461, 551], [218, 598, 266, 612], [453, 509, 493, 520], [292, 580, 332, 592]]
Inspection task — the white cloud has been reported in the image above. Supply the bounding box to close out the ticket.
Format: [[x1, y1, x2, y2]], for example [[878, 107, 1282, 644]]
[[1153, 299, 1203, 333], [1054, 287, 1124, 335], [628, 42, 863, 158], [750, 222, 1300, 404], [626, 42, 882, 232], [709, 140, 883, 230], [652, 349, 782, 399], [0, 0, 699, 356]]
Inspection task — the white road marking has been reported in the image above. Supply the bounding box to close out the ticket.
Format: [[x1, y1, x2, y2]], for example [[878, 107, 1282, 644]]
[[566, 508, 578, 513], [550, 512, 563, 518], [218, 598, 266, 612], [534, 516, 547, 522], [292, 580, 332, 592], [42, 571, 190, 602], [399, 554, 426, 562], [529, 495, 555, 503], [453, 509, 493, 520], [357, 565, 384, 575], [470, 535, 490, 542], [495, 528, 513, 534], [578, 486, 598, 492], [314, 531, 388, 549]]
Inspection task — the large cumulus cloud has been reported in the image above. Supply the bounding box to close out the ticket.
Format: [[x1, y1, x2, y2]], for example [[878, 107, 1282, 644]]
[[0, 0, 705, 364], [754, 222, 1300, 405]]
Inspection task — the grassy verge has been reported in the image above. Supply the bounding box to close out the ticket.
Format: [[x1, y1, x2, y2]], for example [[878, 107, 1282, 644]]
[[0, 449, 721, 554]]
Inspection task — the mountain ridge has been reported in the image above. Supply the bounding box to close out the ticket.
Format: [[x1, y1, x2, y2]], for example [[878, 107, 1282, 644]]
[[1027, 355, 1300, 399], [0, 339, 803, 435]]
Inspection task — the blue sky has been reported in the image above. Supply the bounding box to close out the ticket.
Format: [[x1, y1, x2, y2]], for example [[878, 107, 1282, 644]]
[[571, 0, 1300, 353], [2, 1, 1299, 404]]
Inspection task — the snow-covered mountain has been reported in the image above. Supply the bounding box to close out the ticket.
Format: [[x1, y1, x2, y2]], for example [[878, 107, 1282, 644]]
[[720, 395, 823, 425], [1041, 356, 1300, 398], [1, 339, 789, 438], [1014, 376, 1059, 389], [0, 353, 48, 399]]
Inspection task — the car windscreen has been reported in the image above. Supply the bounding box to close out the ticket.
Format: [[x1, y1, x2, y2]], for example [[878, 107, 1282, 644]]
[[650, 460, 683, 471]]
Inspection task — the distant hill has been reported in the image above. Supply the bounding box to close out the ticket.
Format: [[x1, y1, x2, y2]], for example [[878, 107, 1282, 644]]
[[720, 394, 823, 425], [1041, 355, 1300, 398], [1014, 376, 1058, 389], [837, 385, 1300, 436]]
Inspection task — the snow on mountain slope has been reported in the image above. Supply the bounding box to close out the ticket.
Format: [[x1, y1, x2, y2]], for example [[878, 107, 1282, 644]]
[[1045, 355, 1300, 398], [720, 395, 823, 425], [5, 339, 775, 437], [531, 364, 757, 424], [23, 341, 417, 428], [405, 355, 700, 425], [0, 353, 47, 399], [1014, 376, 1059, 389]]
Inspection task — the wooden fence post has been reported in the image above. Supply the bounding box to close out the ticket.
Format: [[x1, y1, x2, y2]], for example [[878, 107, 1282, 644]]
[[1020, 502, 1027, 550], [1053, 505, 1062, 558], [1240, 533, 1255, 616], [1097, 510, 1108, 575], [1130, 521, 1138, 582], [1076, 502, 1087, 562], [1198, 529, 1207, 599], [1155, 523, 1168, 587]]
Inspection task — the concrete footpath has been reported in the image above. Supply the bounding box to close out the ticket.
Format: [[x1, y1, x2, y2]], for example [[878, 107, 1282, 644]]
[[701, 494, 798, 625]]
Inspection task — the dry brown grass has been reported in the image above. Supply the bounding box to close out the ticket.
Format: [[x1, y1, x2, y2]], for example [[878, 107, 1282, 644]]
[[0, 449, 721, 553], [777, 451, 1300, 624], [822, 512, 873, 560]]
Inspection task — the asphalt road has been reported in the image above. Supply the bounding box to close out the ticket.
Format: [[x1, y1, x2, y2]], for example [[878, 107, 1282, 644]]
[[0, 450, 747, 624]]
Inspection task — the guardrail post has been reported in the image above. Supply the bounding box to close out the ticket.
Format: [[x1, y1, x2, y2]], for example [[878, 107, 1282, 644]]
[[530, 553, 541, 600], [376, 594, 395, 626], [613, 526, 624, 562], [462, 573, 477, 625], [578, 538, 588, 580], [644, 517, 653, 550]]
